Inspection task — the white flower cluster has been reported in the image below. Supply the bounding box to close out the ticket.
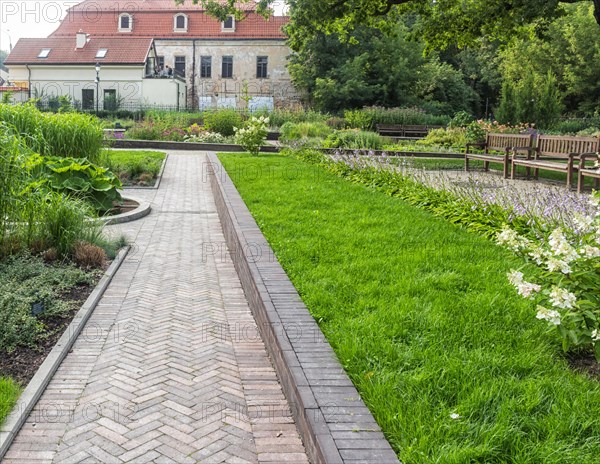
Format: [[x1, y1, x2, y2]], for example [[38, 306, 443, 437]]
[[496, 226, 531, 252], [549, 286, 577, 310], [507, 270, 541, 299], [535, 306, 562, 325]]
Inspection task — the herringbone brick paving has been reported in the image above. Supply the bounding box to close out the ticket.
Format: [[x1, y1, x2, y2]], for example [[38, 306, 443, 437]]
[[3, 152, 309, 464]]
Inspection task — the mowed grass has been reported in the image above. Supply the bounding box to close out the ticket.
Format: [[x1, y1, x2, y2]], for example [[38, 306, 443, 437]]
[[219, 152, 600, 463], [0, 377, 20, 426], [103, 150, 166, 186]]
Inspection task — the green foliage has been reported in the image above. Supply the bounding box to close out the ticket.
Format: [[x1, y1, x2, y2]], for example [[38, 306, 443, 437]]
[[0, 377, 20, 426], [0, 253, 95, 353], [28, 155, 122, 213], [279, 121, 333, 141], [104, 150, 165, 185], [219, 149, 600, 463], [203, 109, 244, 136], [0, 104, 104, 163], [345, 107, 450, 131], [418, 127, 468, 148], [234, 116, 269, 156], [496, 72, 563, 129], [448, 110, 474, 128], [552, 118, 600, 134], [322, 129, 387, 150]]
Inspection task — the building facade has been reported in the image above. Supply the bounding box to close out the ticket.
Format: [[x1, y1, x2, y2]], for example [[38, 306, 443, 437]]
[[20, 0, 298, 110], [5, 33, 187, 111]]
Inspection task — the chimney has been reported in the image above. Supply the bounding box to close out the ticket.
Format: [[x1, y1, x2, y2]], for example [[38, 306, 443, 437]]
[[76, 30, 88, 49]]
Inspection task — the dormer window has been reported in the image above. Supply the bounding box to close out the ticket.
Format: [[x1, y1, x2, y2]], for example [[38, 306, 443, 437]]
[[174, 13, 188, 32], [119, 13, 133, 32], [221, 15, 235, 32], [38, 48, 51, 58], [96, 49, 108, 59]]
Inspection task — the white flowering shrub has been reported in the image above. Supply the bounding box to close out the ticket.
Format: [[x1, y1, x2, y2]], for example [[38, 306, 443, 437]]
[[234, 116, 269, 156], [497, 192, 600, 359]]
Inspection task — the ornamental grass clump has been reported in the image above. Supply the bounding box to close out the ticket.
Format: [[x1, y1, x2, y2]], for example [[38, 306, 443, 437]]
[[234, 116, 269, 156], [497, 192, 600, 359]]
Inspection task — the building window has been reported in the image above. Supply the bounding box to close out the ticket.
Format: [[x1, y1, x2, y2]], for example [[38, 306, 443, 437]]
[[200, 56, 212, 78], [156, 56, 165, 73], [174, 56, 186, 77], [82, 89, 94, 110], [222, 15, 235, 31], [256, 56, 268, 78], [119, 13, 133, 32], [103, 89, 117, 111], [38, 48, 51, 58], [174, 13, 188, 32], [96, 49, 108, 59], [221, 56, 233, 78]]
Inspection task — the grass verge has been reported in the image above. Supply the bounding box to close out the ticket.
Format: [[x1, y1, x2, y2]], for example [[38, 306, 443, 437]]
[[103, 149, 166, 186], [0, 377, 20, 427], [219, 152, 600, 463]]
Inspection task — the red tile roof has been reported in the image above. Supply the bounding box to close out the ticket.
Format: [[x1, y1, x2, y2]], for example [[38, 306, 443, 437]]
[[5, 37, 153, 65], [50, 0, 288, 39]]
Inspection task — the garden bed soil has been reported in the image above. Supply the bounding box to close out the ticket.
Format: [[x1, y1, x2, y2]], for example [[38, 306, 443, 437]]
[[0, 271, 104, 387], [568, 353, 600, 381]]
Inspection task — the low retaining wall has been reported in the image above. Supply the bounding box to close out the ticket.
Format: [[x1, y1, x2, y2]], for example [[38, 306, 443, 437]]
[[207, 153, 400, 464], [110, 139, 279, 152]]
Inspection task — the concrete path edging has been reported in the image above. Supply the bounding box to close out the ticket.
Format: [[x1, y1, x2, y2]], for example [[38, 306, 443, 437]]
[[0, 246, 130, 460], [207, 153, 401, 464], [99, 196, 152, 225], [110, 139, 279, 152]]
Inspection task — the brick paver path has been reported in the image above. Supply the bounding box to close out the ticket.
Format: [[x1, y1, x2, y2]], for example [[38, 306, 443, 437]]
[[3, 152, 309, 464]]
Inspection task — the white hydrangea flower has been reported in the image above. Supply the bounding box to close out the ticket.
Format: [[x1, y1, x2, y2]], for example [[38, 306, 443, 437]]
[[497, 226, 530, 252], [528, 245, 546, 265], [450, 413, 460, 420], [573, 213, 595, 234], [536, 306, 562, 325], [589, 194, 599, 208], [549, 286, 577, 310], [592, 329, 600, 342], [546, 257, 571, 274], [507, 270, 524, 286], [580, 245, 600, 259], [548, 229, 579, 262]]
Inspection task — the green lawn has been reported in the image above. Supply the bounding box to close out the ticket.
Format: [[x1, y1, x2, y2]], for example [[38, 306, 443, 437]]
[[103, 149, 166, 186], [219, 152, 600, 464], [0, 378, 20, 427]]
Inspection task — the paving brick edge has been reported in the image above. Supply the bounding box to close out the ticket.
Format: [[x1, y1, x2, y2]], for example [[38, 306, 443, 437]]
[[0, 246, 131, 460], [207, 153, 401, 464], [99, 196, 152, 225]]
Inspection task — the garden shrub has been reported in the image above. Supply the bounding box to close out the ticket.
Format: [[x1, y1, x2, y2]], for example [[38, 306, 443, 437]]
[[203, 109, 244, 136], [234, 116, 269, 156], [73, 241, 107, 269], [344, 106, 450, 130], [322, 129, 387, 150], [279, 121, 333, 141]]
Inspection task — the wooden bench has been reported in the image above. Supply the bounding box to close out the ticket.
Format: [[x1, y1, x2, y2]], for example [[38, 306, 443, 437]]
[[511, 135, 599, 189], [577, 153, 600, 193], [376, 124, 404, 136], [465, 133, 534, 179]]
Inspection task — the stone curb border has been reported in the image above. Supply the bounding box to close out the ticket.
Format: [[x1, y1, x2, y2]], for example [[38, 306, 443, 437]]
[[99, 196, 152, 225], [207, 154, 401, 464], [110, 139, 279, 153], [0, 246, 131, 460], [123, 153, 169, 190]]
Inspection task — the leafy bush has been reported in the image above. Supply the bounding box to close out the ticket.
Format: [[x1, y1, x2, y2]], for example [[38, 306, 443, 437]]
[[279, 122, 333, 141], [322, 129, 388, 150], [203, 109, 244, 136], [126, 120, 163, 140], [497, 198, 600, 359], [416, 127, 468, 148], [28, 155, 122, 213], [344, 106, 450, 130], [448, 110, 474, 128], [261, 109, 328, 128], [551, 118, 600, 134], [234, 116, 269, 156], [104, 150, 165, 184]]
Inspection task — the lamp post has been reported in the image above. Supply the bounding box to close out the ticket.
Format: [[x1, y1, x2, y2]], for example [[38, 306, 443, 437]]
[[95, 62, 101, 114]]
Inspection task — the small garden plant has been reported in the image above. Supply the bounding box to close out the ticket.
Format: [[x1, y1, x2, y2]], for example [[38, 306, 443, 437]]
[[234, 116, 269, 156]]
